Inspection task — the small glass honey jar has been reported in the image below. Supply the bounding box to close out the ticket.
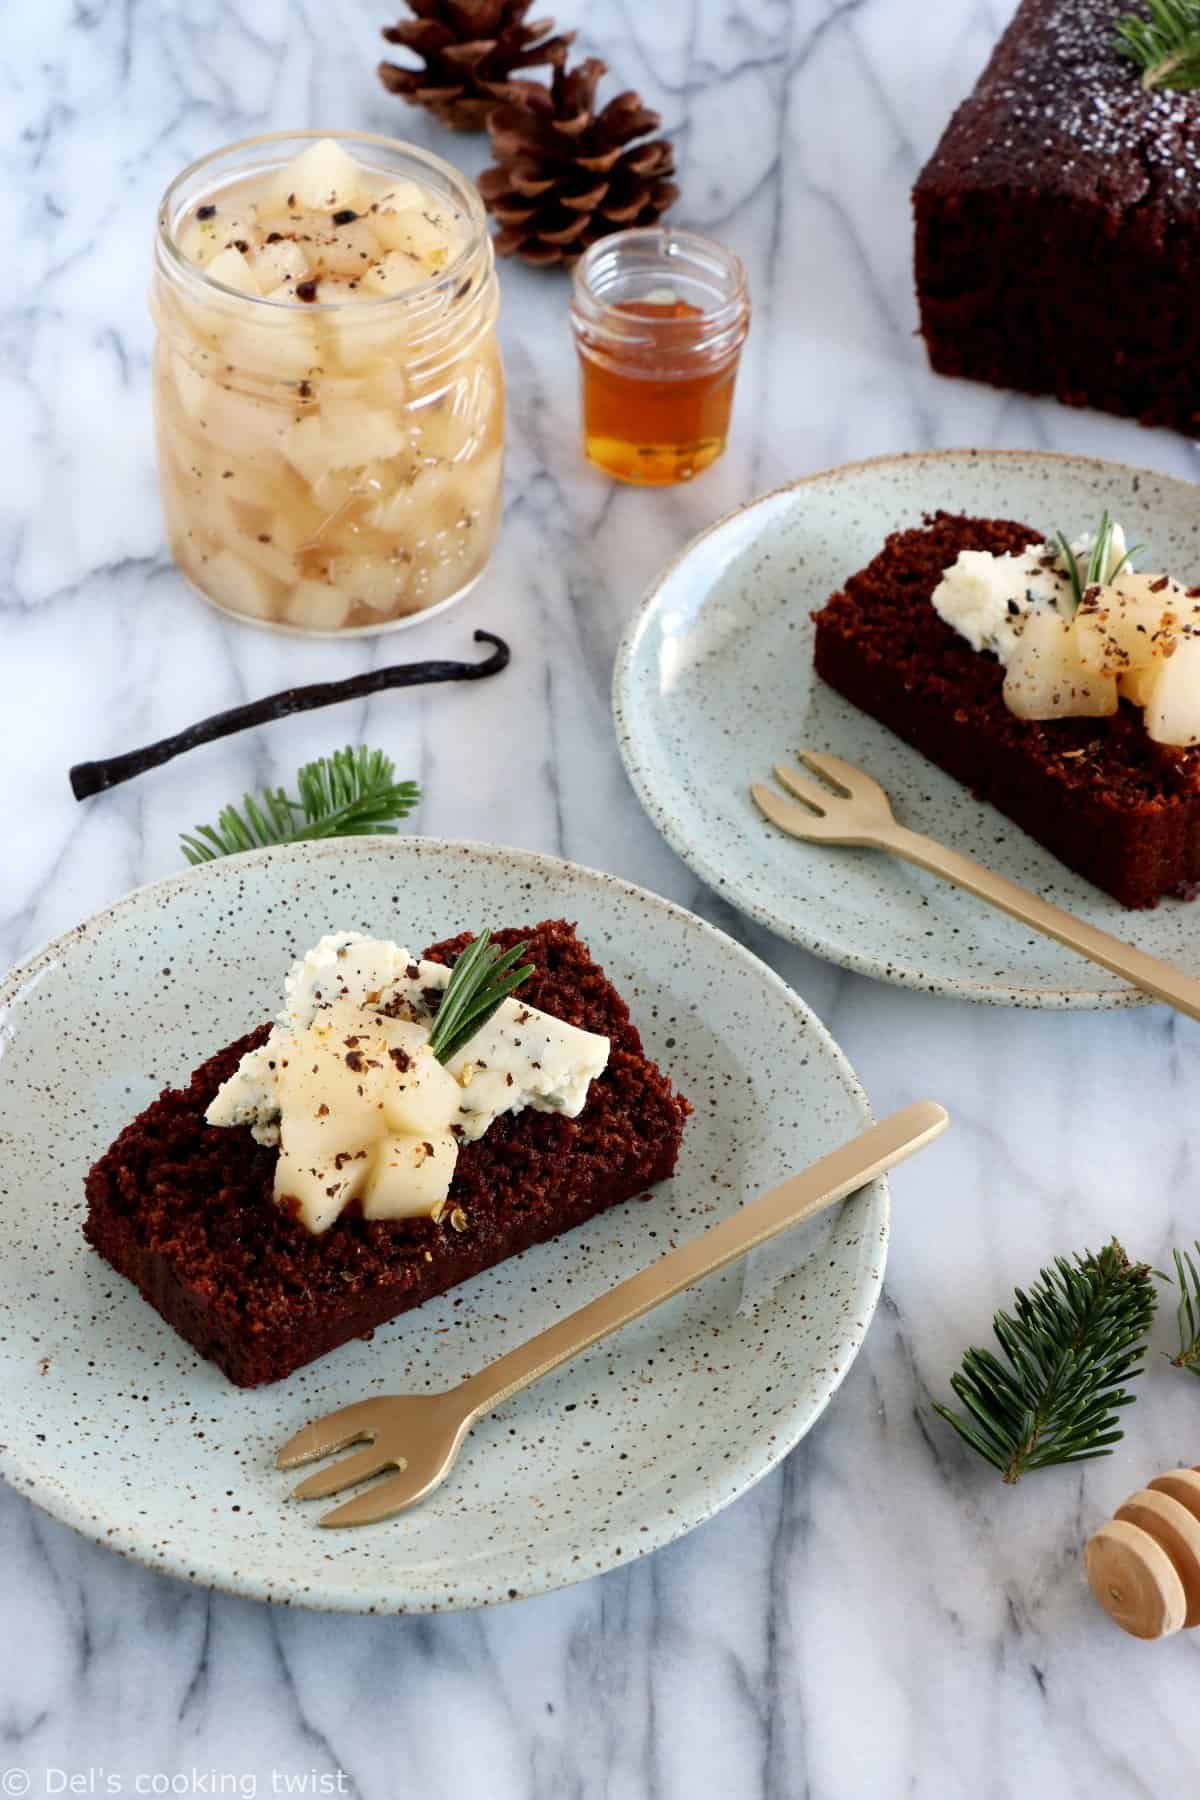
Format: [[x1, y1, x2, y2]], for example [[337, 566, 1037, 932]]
[[569, 227, 750, 486]]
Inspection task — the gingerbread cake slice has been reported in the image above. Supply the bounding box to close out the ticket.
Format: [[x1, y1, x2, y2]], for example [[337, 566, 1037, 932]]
[[84, 920, 690, 1387], [812, 513, 1200, 908]]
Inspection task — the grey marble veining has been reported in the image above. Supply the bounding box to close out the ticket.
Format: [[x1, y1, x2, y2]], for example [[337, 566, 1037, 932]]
[[5, 0, 1200, 1794]]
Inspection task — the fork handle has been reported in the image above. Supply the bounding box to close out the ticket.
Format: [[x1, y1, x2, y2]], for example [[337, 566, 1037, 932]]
[[882, 824, 1200, 1019], [454, 1102, 947, 1422]]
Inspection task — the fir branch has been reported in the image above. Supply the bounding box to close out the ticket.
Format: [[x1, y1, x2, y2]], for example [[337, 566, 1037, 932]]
[[1116, 0, 1200, 91], [1165, 1241, 1200, 1376], [180, 746, 419, 864], [934, 1241, 1158, 1483], [427, 930, 534, 1065]]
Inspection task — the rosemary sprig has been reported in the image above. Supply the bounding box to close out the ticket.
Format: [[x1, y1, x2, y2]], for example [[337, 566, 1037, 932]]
[[1055, 530, 1086, 610], [1116, 0, 1200, 91], [934, 1241, 1158, 1483], [1088, 510, 1117, 588], [180, 746, 419, 864], [1052, 512, 1141, 612], [427, 929, 534, 1065], [1165, 1241, 1200, 1376]]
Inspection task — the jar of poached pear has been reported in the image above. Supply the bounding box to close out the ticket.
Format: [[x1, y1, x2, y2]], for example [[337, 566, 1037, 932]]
[[151, 131, 505, 634]]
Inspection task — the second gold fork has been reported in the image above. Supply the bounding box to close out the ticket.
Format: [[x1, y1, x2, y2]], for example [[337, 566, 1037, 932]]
[[752, 750, 1200, 1020]]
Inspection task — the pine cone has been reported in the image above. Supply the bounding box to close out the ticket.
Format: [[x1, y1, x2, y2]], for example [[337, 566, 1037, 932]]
[[378, 1, 573, 132], [477, 58, 679, 266]]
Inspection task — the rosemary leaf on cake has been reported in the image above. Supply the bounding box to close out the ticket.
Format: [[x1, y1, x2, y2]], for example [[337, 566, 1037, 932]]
[[1088, 510, 1117, 587], [180, 746, 419, 864], [933, 1241, 1158, 1483], [1165, 1241, 1200, 1376], [428, 930, 534, 1065], [1055, 531, 1086, 610], [1052, 512, 1140, 611], [1116, 0, 1200, 91]]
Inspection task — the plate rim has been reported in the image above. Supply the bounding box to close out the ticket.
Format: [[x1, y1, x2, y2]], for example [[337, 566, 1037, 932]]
[[0, 834, 889, 1612], [611, 444, 1200, 1009]]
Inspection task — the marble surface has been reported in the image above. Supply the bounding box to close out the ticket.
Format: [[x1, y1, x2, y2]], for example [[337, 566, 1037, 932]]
[[5, 0, 1200, 1793]]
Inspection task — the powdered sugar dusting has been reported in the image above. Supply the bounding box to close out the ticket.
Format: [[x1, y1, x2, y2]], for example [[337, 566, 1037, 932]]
[[929, 0, 1200, 213]]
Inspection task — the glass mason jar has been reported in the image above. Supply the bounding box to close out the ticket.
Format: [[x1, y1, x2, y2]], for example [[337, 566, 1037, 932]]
[[151, 131, 505, 635]]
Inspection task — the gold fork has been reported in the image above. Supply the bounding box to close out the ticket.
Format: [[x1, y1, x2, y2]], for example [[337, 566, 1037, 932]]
[[276, 1100, 948, 1527], [752, 750, 1200, 1019]]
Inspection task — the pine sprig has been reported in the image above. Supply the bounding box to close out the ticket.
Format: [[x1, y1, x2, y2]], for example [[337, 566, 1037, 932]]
[[427, 929, 534, 1065], [934, 1241, 1158, 1484], [1165, 1241, 1200, 1376], [180, 747, 419, 865], [1116, 0, 1200, 91]]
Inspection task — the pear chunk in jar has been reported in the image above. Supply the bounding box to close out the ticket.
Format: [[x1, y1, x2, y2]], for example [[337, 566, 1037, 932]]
[[152, 132, 504, 632]]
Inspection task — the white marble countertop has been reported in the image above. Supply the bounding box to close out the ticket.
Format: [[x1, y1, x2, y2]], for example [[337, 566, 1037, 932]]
[[6, 0, 1200, 1794]]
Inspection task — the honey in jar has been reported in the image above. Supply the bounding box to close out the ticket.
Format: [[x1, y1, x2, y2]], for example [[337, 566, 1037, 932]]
[[570, 230, 750, 486]]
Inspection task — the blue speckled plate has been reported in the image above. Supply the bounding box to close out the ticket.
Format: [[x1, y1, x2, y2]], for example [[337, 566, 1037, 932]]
[[614, 449, 1200, 1007], [0, 838, 887, 1612]]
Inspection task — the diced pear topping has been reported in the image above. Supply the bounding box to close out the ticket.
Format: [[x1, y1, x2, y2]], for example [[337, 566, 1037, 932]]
[[264, 1002, 464, 1233], [1002, 611, 1118, 721], [274, 137, 366, 214], [284, 580, 352, 633], [178, 215, 227, 267], [285, 407, 410, 484], [189, 378, 295, 454], [204, 548, 284, 620], [363, 250, 429, 297], [362, 1133, 458, 1221], [255, 205, 330, 241], [249, 236, 310, 290], [315, 215, 381, 276], [374, 180, 426, 216], [1144, 636, 1200, 747], [1074, 573, 1188, 676], [216, 513, 299, 584], [221, 310, 319, 382], [204, 245, 261, 297], [170, 352, 212, 420], [327, 552, 411, 613], [179, 146, 463, 300], [376, 1022, 460, 1135], [374, 203, 461, 268], [1119, 664, 1160, 708]]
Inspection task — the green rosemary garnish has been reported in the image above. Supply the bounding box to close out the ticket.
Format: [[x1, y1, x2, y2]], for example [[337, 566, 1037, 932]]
[[1052, 512, 1141, 612], [1055, 530, 1086, 611], [934, 1241, 1158, 1483], [1090, 511, 1119, 588], [427, 929, 534, 1065], [180, 746, 419, 864], [1165, 1241, 1200, 1376], [1116, 0, 1200, 91], [1108, 543, 1139, 582]]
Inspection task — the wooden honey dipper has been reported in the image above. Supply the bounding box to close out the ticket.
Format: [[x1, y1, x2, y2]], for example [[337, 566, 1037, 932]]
[[1085, 1467, 1200, 1639]]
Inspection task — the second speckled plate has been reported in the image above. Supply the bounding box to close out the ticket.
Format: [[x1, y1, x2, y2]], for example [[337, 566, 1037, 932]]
[[613, 449, 1200, 1007], [0, 838, 886, 1612]]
